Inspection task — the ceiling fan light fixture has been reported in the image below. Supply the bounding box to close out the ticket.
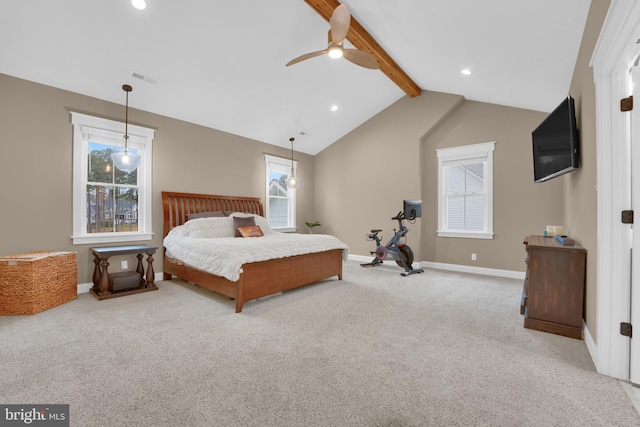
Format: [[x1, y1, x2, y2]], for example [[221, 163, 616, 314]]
[[131, 0, 146, 10], [328, 46, 343, 59]]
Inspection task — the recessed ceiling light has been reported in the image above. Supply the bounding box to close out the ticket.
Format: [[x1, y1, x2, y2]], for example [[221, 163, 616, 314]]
[[331, 105, 338, 112], [132, 0, 146, 10], [461, 68, 472, 75]]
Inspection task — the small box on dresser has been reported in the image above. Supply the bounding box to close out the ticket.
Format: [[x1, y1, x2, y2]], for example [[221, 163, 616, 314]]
[[0, 251, 77, 315]]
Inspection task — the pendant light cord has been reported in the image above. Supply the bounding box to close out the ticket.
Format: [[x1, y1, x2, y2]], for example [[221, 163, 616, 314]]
[[122, 84, 133, 151], [125, 89, 129, 143]]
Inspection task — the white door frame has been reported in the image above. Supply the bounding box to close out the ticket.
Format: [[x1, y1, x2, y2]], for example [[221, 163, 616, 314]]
[[630, 64, 640, 385], [591, 0, 640, 380]]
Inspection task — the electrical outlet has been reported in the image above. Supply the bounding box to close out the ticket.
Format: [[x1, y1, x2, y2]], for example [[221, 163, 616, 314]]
[[121, 260, 128, 270], [471, 253, 477, 261]]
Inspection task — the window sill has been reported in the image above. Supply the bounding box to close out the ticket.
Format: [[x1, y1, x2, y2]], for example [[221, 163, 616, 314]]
[[437, 231, 493, 240], [72, 232, 153, 245], [272, 227, 297, 233]]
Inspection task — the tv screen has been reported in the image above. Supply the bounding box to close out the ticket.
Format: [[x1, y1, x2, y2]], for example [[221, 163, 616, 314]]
[[403, 200, 422, 219], [532, 95, 579, 183]]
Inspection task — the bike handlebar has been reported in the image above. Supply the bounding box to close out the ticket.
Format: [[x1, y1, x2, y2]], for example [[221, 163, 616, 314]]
[[391, 211, 416, 221]]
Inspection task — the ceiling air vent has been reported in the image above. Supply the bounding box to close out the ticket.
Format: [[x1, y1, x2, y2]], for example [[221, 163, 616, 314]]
[[130, 71, 158, 85]]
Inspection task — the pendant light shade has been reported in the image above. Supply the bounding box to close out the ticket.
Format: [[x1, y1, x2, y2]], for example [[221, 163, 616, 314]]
[[286, 137, 300, 189], [111, 84, 141, 172], [286, 174, 301, 189]]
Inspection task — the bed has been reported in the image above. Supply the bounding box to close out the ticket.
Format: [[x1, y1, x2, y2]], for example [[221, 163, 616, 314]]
[[162, 191, 346, 312]]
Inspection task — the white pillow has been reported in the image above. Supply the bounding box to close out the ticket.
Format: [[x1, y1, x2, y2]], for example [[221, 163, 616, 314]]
[[186, 217, 235, 238], [229, 213, 274, 234]]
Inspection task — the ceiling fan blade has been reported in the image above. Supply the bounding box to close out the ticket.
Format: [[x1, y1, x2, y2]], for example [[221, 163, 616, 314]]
[[286, 49, 329, 67], [343, 49, 379, 70], [330, 4, 350, 44]]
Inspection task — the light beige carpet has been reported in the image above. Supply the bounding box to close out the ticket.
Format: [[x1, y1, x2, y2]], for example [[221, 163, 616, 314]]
[[1, 260, 639, 426]]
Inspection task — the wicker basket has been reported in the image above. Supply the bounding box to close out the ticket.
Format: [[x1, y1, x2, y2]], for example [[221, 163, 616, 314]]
[[0, 251, 77, 315]]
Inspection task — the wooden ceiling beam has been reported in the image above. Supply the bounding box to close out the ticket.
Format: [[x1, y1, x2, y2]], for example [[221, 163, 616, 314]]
[[304, 0, 421, 98]]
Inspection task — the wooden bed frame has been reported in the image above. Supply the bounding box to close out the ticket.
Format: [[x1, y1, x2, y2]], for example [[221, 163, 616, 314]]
[[162, 191, 343, 312]]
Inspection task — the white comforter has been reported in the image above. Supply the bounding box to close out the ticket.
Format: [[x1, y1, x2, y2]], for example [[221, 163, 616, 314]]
[[163, 225, 349, 282]]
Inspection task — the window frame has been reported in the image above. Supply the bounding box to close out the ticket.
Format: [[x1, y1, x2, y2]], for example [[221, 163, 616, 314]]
[[436, 141, 495, 239], [71, 112, 154, 245], [264, 154, 297, 233]]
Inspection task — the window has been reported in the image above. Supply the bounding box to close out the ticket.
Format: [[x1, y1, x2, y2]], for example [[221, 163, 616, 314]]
[[436, 141, 495, 239], [71, 112, 154, 245], [264, 154, 297, 232]]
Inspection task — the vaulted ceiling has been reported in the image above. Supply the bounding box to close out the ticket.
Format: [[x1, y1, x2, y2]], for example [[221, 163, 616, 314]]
[[0, 0, 591, 155]]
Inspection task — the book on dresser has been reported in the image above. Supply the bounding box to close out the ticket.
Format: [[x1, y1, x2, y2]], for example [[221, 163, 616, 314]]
[[521, 235, 586, 339]]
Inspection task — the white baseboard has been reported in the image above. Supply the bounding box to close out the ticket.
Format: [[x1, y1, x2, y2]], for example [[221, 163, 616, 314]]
[[348, 254, 525, 279], [348, 254, 378, 264], [77, 282, 92, 294], [583, 320, 597, 368], [77, 272, 164, 294]]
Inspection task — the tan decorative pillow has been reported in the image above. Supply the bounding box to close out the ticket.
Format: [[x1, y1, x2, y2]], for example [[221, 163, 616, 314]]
[[238, 226, 264, 238]]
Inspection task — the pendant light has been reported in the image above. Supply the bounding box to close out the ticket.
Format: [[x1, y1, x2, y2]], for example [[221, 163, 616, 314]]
[[111, 84, 141, 172], [286, 137, 301, 189]]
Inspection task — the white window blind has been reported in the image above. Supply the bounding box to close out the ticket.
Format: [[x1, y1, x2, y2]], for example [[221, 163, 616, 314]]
[[264, 154, 297, 232], [437, 142, 495, 239]]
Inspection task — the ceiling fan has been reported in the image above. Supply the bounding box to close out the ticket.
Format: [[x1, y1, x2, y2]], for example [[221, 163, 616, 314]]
[[286, 4, 379, 70]]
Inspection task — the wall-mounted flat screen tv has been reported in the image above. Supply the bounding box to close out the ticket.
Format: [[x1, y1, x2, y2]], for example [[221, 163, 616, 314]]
[[532, 95, 579, 183]]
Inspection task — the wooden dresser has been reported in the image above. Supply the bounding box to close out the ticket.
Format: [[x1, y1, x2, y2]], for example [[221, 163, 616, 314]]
[[521, 235, 586, 339]]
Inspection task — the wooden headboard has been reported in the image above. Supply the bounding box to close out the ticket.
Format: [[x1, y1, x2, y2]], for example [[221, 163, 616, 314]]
[[162, 191, 264, 237]]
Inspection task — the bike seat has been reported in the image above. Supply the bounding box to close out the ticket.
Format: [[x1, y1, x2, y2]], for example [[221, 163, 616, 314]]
[[370, 229, 382, 233]]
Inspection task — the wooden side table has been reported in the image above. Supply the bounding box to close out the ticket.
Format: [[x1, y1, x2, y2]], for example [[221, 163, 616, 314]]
[[521, 236, 586, 339], [90, 244, 158, 300]]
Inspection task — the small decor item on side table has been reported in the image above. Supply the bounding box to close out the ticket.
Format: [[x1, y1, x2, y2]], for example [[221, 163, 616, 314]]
[[305, 221, 321, 234], [555, 234, 575, 246]]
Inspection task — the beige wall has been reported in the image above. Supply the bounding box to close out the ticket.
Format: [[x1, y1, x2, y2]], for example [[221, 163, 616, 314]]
[[0, 74, 314, 283], [314, 91, 464, 259], [315, 90, 564, 272], [566, 0, 611, 341], [420, 101, 563, 270]]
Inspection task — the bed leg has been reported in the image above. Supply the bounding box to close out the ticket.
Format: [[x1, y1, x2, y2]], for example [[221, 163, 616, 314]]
[[235, 277, 245, 313], [163, 272, 172, 281]]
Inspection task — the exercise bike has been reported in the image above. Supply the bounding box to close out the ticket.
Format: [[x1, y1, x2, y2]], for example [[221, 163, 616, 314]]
[[361, 207, 424, 276]]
